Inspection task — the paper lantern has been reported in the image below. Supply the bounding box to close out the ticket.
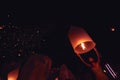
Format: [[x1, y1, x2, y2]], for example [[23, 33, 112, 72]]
[[68, 26, 96, 55], [68, 26, 100, 67]]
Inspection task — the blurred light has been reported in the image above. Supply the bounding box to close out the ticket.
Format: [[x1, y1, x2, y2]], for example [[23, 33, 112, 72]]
[[8, 77, 15, 80], [0, 26, 3, 30], [8, 14, 10, 18], [111, 28, 115, 32], [18, 53, 21, 57], [103, 70, 106, 73], [36, 30, 39, 33], [81, 42, 86, 50], [2, 56, 6, 58], [8, 68, 19, 80], [55, 77, 59, 80]]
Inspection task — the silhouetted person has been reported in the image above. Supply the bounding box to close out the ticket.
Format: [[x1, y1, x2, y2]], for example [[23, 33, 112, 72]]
[[17, 54, 52, 80]]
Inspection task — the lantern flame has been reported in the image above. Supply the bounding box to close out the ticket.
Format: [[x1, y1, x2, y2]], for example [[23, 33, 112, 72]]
[[81, 42, 86, 50]]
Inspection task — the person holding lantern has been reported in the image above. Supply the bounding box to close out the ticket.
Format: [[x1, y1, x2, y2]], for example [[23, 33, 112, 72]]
[[68, 26, 109, 80], [6, 26, 110, 80]]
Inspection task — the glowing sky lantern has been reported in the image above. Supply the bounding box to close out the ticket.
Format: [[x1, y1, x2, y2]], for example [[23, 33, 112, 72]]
[[68, 26, 96, 55], [68, 26, 118, 79], [68, 26, 100, 67]]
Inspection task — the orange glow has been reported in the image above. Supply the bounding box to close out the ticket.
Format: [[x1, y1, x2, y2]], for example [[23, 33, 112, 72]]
[[68, 26, 96, 54], [8, 68, 19, 80], [81, 42, 86, 50], [8, 77, 16, 80]]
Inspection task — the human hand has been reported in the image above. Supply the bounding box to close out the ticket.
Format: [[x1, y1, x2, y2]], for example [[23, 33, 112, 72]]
[[89, 57, 109, 80]]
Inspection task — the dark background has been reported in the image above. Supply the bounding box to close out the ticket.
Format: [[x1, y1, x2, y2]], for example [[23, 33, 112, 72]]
[[0, 1, 120, 75]]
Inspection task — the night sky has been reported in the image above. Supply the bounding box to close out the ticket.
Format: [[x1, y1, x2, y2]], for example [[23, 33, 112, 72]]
[[0, 1, 120, 75]]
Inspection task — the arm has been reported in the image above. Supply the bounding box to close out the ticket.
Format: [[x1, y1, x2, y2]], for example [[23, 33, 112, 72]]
[[89, 57, 109, 80]]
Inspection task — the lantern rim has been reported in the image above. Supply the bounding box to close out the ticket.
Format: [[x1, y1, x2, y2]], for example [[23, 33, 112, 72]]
[[74, 41, 96, 55]]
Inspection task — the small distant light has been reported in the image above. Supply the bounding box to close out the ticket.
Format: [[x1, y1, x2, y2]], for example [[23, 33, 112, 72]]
[[36, 30, 39, 33], [8, 14, 10, 18], [42, 39, 46, 42], [14, 44, 18, 47], [32, 51, 35, 54], [2, 56, 6, 58], [111, 28, 115, 32], [0, 26, 3, 30], [103, 70, 106, 73], [18, 53, 21, 56], [55, 77, 59, 80]]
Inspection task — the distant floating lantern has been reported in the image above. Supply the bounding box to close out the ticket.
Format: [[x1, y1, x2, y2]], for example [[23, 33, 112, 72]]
[[68, 26, 100, 67]]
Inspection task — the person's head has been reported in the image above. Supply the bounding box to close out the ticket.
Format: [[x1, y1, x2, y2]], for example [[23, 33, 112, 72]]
[[17, 54, 52, 80]]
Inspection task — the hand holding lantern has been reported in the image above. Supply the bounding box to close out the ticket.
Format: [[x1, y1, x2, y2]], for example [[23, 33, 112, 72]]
[[68, 26, 100, 67], [68, 26, 113, 80]]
